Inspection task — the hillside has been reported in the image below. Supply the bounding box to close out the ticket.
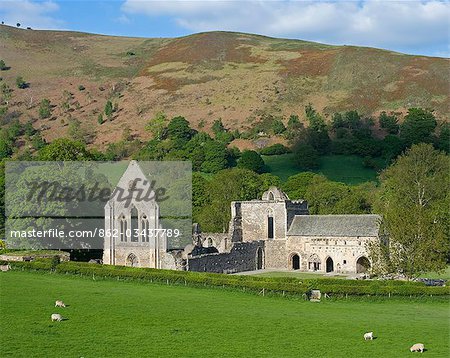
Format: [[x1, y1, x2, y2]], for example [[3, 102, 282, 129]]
[[0, 25, 448, 147]]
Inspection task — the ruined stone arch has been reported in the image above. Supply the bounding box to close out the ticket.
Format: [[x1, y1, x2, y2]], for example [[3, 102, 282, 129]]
[[356, 256, 371, 273], [126, 253, 138, 267], [203, 237, 216, 248], [256, 247, 264, 270], [308, 254, 321, 271]]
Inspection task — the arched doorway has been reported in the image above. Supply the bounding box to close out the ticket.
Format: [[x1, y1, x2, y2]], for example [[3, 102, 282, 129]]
[[356, 256, 370, 273], [308, 254, 321, 271], [126, 253, 138, 267], [256, 247, 264, 270], [326, 257, 334, 273], [292, 254, 300, 270]]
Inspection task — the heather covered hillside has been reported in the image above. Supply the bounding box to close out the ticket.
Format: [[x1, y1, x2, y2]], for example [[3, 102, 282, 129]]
[[0, 25, 448, 147]]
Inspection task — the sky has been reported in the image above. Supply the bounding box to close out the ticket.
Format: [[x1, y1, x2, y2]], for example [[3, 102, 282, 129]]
[[0, 0, 449, 57]]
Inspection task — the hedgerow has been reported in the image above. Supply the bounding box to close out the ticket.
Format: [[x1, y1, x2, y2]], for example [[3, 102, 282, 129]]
[[7, 260, 449, 297]]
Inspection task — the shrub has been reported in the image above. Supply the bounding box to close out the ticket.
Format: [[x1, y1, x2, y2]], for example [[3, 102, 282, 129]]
[[78, 85, 85, 91], [293, 143, 320, 170], [237, 150, 266, 173], [260, 144, 290, 155], [0, 59, 7, 71], [38, 99, 51, 119], [15, 76, 27, 89], [104, 100, 113, 119]]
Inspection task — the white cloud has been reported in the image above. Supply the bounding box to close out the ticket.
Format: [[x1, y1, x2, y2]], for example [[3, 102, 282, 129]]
[[0, 0, 63, 29], [121, 0, 450, 56]]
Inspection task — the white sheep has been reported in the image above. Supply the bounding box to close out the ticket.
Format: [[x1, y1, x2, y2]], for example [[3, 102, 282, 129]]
[[55, 300, 66, 308], [0, 264, 11, 272], [363, 332, 374, 340], [51, 313, 63, 322], [410, 343, 425, 353]]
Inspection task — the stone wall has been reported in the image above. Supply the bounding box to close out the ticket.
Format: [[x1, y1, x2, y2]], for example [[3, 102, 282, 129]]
[[103, 243, 166, 268], [264, 240, 287, 269], [239, 201, 287, 241], [286, 236, 376, 273], [0, 252, 70, 262], [187, 241, 265, 274], [200, 233, 231, 253]]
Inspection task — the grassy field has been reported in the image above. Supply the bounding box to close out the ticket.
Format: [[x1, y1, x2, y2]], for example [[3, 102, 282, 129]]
[[263, 154, 385, 184], [1, 271, 448, 357], [419, 266, 450, 280]]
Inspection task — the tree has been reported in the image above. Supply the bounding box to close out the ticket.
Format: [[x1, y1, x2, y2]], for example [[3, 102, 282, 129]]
[[0, 129, 13, 160], [15, 76, 27, 89], [38, 138, 92, 161], [381, 135, 405, 162], [200, 141, 228, 173], [271, 118, 286, 135], [197, 169, 263, 231], [304, 105, 330, 154], [304, 178, 350, 214], [400, 108, 437, 145], [145, 111, 168, 140], [282, 172, 324, 200], [435, 122, 450, 153], [1, 83, 12, 105], [104, 100, 113, 120], [68, 119, 88, 143], [293, 143, 320, 170], [212, 119, 225, 135], [0, 60, 7, 70], [38, 98, 51, 119], [371, 144, 449, 279], [192, 172, 210, 222], [167, 116, 193, 147], [378, 112, 399, 134], [237, 150, 266, 173]]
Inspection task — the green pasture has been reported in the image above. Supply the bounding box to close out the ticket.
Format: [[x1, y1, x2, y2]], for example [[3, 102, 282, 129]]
[[1, 270, 448, 357]]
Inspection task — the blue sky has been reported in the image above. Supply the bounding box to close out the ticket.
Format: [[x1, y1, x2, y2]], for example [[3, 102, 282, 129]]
[[0, 0, 449, 57]]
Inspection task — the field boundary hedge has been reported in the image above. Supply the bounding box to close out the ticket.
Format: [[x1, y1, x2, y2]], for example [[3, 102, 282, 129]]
[[5, 260, 449, 297]]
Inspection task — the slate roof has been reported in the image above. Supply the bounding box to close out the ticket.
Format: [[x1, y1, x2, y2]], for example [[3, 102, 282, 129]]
[[287, 214, 381, 237]]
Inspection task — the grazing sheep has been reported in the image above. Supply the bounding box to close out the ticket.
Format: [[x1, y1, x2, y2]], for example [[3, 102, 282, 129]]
[[55, 300, 66, 308], [51, 313, 63, 322], [410, 343, 425, 353], [364, 332, 374, 340], [0, 264, 11, 272]]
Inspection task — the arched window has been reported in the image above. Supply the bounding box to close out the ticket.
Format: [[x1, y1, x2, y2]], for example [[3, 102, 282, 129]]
[[141, 214, 148, 242], [126, 253, 138, 267], [268, 191, 274, 200], [207, 238, 213, 247], [267, 216, 274, 239], [131, 206, 139, 242], [267, 209, 274, 239], [120, 215, 127, 242]]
